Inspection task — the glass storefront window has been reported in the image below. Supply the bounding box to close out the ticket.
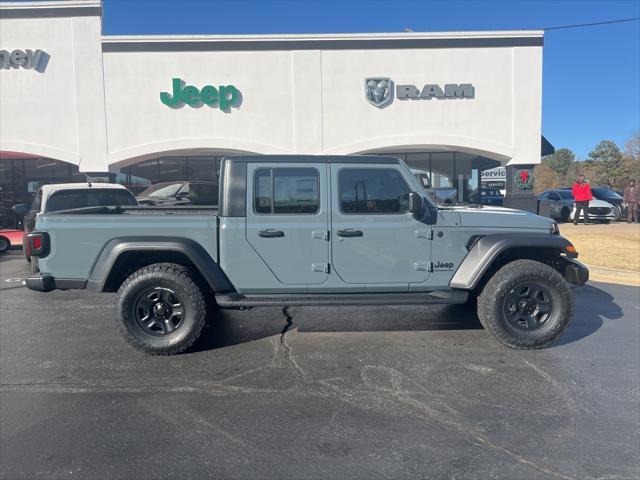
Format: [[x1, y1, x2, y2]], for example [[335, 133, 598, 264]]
[[116, 155, 222, 202], [372, 151, 498, 206], [0, 157, 79, 228]]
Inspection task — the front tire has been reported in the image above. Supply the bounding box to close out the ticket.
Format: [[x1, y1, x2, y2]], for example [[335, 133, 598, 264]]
[[115, 263, 207, 355], [477, 259, 573, 349], [612, 205, 621, 222]]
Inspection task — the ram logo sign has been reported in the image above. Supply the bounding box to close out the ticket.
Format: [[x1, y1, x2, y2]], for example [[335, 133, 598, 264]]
[[364, 78, 394, 108], [364, 77, 474, 107]]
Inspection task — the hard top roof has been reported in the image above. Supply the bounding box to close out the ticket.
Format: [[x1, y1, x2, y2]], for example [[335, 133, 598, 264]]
[[40, 183, 129, 196], [221, 155, 400, 165]]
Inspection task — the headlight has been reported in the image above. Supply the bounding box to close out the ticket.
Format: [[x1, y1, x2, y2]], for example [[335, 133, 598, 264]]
[[622, 202, 628, 207], [550, 222, 560, 235]]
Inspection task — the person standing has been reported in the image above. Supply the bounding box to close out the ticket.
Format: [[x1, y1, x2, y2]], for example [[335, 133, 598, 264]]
[[623, 179, 639, 223], [571, 175, 593, 225]]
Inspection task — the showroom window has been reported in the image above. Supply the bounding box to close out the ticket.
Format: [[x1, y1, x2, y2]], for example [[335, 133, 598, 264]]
[[378, 152, 497, 205], [118, 156, 222, 199], [0, 157, 79, 229]]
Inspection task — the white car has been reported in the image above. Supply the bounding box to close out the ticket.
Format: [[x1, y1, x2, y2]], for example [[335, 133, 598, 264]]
[[570, 198, 616, 223]]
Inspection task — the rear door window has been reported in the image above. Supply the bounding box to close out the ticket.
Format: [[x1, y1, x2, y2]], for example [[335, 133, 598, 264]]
[[254, 168, 319, 214]]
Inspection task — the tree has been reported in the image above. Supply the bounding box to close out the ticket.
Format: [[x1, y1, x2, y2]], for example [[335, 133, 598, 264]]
[[586, 140, 625, 188], [533, 163, 558, 194], [624, 130, 639, 162], [542, 148, 576, 186], [543, 148, 575, 176]]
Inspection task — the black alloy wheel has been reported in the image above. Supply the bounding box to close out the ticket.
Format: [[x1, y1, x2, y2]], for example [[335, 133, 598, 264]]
[[134, 287, 185, 336], [502, 282, 553, 331]]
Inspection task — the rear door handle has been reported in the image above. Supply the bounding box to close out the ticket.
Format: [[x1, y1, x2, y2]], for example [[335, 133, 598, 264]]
[[337, 229, 363, 238], [258, 229, 285, 238]]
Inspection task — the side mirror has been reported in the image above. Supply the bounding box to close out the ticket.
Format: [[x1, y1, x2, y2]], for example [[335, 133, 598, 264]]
[[12, 204, 29, 216], [408, 192, 424, 215]]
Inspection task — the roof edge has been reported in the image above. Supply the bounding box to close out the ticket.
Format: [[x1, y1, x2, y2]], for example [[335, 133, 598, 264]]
[[101, 30, 544, 53], [0, 0, 101, 18], [102, 30, 544, 44]]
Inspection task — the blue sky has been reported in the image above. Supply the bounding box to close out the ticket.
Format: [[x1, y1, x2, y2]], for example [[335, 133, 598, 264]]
[[101, 0, 639, 159]]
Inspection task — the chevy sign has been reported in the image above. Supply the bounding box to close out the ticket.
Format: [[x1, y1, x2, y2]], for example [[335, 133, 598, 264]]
[[0, 49, 46, 70]]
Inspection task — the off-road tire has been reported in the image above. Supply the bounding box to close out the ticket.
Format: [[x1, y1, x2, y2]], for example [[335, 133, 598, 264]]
[[115, 263, 206, 355], [477, 259, 573, 349]]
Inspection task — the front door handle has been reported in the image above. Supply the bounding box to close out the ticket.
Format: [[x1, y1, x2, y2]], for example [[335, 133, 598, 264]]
[[259, 229, 285, 238], [337, 229, 363, 238]]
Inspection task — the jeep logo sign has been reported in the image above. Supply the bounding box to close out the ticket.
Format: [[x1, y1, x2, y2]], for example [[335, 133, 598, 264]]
[[0, 49, 47, 71], [364, 77, 474, 107], [160, 78, 241, 111]]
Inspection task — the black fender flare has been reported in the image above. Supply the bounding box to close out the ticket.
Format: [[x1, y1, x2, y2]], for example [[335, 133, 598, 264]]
[[449, 233, 574, 290], [85, 236, 235, 293]]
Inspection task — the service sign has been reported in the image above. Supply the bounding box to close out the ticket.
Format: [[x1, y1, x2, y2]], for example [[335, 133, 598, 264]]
[[481, 167, 506, 181]]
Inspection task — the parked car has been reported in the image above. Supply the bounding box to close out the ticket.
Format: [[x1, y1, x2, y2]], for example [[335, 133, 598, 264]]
[[590, 187, 627, 221], [480, 188, 504, 206], [136, 181, 218, 206], [0, 229, 23, 253], [539, 189, 575, 222], [570, 198, 616, 223], [560, 186, 627, 221], [13, 183, 138, 261], [25, 154, 588, 355]]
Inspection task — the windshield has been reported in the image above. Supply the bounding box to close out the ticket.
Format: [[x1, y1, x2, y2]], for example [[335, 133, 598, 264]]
[[593, 188, 622, 199], [139, 183, 185, 198]]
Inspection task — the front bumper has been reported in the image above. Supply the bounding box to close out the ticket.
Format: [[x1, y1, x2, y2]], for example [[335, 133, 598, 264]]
[[25, 274, 86, 292], [561, 257, 589, 285]]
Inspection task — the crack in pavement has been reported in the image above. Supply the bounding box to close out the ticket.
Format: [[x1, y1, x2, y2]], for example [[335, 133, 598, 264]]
[[278, 306, 310, 381]]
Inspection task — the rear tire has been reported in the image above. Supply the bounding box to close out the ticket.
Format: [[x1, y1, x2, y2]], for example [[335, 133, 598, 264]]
[[0, 236, 9, 253], [560, 207, 570, 223], [115, 263, 207, 355], [477, 259, 573, 349]]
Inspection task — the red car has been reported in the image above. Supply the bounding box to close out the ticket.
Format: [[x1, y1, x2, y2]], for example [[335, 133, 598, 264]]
[[0, 229, 24, 253]]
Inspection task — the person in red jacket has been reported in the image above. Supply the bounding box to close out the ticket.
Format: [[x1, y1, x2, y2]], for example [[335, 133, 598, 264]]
[[571, 174, 593, 225]]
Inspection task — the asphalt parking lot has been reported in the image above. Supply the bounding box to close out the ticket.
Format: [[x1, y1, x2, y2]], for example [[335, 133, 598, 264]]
[[1, 250, 639, 480]]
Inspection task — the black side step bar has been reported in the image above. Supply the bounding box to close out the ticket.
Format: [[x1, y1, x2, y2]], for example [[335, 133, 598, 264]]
[[215, 290, 468, 308]]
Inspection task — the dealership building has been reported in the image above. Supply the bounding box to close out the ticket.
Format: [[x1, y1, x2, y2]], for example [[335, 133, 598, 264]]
[[0, 0, 552, 227]]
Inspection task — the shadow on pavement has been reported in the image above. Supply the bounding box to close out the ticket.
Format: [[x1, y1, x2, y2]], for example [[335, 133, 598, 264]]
[[191, 303, 483, 353], [555, 284, 624, 346], [193, 284, 625, 353]]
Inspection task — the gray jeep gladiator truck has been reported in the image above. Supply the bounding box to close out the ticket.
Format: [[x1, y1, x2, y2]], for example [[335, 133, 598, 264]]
[[25, 155, 588, 355]]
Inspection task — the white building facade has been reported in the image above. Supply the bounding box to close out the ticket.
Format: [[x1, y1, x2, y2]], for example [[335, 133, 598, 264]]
[[0, 0, 550, 226]]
